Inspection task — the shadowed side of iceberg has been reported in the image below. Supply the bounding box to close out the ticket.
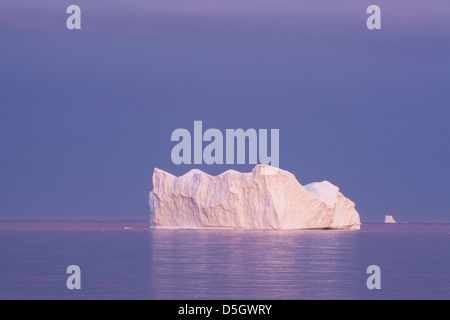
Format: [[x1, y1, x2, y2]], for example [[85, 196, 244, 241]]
[[149, 165, 361, 230]]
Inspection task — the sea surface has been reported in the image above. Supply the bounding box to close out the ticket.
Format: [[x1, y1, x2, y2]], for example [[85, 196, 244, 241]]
[[0, 222, 449, 300]]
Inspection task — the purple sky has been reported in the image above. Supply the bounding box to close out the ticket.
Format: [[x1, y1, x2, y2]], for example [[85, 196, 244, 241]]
[[1, 1, 449, 222]]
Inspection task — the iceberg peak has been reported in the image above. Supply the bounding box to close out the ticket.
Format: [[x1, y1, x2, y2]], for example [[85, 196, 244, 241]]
[[304, 181, 339, 208]]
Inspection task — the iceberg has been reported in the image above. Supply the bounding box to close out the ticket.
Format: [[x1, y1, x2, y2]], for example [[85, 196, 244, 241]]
[[384, 215, 397, 224], [149, 165, 361, 230]]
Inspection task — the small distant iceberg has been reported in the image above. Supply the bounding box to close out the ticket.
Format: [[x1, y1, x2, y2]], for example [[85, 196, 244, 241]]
[[384, 215, 397, 224], [124, 227, 134, 230]]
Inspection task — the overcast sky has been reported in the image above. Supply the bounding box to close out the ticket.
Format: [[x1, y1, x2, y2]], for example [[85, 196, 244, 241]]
[[1, 1, 449, 222]]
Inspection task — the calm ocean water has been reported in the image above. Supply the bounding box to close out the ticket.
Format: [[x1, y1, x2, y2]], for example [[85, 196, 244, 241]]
[[0, 222, 449, 300]]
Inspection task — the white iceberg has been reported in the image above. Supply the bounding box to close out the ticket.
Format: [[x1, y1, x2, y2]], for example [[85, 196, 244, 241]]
[[384, 215, 397, 224], [149, 165, 361, 230]]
